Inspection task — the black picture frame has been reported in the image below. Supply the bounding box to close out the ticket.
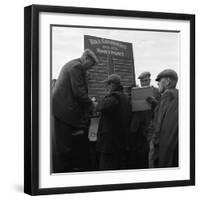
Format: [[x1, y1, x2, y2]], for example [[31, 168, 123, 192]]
[[24, 4, 195, 196]]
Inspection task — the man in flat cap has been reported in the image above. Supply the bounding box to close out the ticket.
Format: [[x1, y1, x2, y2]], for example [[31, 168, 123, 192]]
[[138, 71, 151, 87], [128, 71, 160, 169], [151, 69, 178, 168], [52, 49, 98, 173], [96, 74, 132, 170]]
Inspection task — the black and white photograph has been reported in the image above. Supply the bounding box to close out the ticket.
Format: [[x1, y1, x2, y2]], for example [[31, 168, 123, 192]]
[[24, 5, 195, 195], [51, 26, 179, 173]]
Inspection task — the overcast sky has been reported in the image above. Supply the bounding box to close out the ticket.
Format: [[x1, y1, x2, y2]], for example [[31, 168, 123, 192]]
[[52, 26, 179, 87]]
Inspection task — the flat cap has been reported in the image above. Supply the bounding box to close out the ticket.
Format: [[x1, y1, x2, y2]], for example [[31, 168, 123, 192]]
[[103, 74, 121, 85], [138, 72, 151, 79], [83, 49, 99, 64], [155, 69, 178, 81]]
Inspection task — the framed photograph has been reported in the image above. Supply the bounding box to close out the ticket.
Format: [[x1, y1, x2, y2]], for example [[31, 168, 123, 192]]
[[24, 4, 195, 195]]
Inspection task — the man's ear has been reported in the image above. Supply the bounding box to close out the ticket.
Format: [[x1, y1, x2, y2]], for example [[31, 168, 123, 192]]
[[166, 77, 171, 87]]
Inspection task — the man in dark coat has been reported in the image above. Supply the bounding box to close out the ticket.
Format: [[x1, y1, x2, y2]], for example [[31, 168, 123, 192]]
[[96, 74, 132, 170], [52, 49, 98, 173], [128, 72, 160, 169], [152, 69, 178, 168]]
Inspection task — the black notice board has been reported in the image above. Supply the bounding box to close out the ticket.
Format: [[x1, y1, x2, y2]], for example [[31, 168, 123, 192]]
[[84, 35, 136, 101]]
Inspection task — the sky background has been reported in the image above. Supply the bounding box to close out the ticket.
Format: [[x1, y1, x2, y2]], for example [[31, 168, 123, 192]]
[[52, 26, 180, 87]]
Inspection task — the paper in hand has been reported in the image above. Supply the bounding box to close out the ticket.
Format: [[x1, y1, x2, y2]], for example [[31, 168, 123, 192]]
[[131, 86, 154, 112]]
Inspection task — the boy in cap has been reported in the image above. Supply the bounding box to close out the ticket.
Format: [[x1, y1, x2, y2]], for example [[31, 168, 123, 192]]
[[52, 49, 98, 173], [151, 69, 178, 168], [96, 74, 132, 170]]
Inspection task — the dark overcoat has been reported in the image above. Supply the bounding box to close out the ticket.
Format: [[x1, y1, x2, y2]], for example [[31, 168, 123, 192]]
[[52, 58, 92, 128], [52, 58, 93, 172], [155, 89, 178, 168], [128, 87, 160, 169], [129, 87, 160, 149], [96, 86, 132, 154]]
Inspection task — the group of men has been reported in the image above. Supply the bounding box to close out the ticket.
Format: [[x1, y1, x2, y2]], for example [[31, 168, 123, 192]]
[[52, 49, 178, 173]]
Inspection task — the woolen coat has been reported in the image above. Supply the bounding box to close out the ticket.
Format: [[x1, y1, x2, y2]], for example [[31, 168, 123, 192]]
[[96, 86, 132, 154], [155, 89, 178, 167], [52, 58, 92, 128]]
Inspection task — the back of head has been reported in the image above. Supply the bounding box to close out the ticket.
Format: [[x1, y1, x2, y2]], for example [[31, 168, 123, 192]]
[[104, 74, 121, 86]]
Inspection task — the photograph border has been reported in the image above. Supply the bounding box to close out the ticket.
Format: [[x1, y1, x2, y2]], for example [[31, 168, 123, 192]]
[[24, 4, 195, 195]]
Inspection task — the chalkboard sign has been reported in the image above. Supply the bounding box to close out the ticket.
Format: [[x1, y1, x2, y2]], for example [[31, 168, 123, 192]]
[[84, 35, 136, 101]]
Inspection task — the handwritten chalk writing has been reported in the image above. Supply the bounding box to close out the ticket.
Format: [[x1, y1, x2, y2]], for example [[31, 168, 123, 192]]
[[84, 35, 133, 59], [96, 48, 124, 57], [84, 35, 136, 100], [102, 45, 111, 49], [89, 38, 127, 50]]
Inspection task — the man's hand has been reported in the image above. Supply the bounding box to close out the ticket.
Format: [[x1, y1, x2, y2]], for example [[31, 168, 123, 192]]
[[89, 97, 99, 116], [72, 129, 84, 136], [146, 96, 158, 106]]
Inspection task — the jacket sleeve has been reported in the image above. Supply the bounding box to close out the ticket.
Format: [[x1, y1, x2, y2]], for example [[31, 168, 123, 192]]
[[69, 66, 92, 106], [153, 87, 161, 102], [98, 94, 119, 113]]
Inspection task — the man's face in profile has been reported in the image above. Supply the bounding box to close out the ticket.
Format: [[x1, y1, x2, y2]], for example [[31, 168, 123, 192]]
[[83, 56, 95, 70], [157, 77, 168, 93], [140, 77, 151, 87]]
